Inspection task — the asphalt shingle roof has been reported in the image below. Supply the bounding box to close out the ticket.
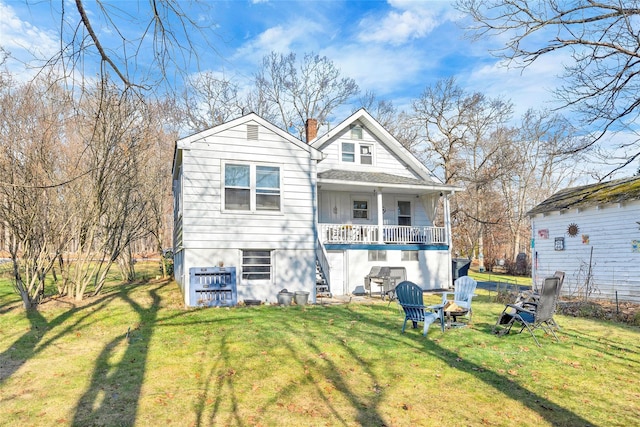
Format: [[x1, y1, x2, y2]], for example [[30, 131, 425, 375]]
[[318, 169, 431, 186]]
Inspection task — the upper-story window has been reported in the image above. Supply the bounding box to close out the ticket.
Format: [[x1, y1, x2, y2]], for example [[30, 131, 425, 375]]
[[341, 141, 374, 165], [224, 163, 281, 212], [342, 142, 355, 162], [351, 124, 363, 139]]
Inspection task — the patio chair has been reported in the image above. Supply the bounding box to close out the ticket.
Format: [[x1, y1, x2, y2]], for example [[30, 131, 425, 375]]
[[441, 276, 477, 322], [494, 276, 561, 347], [521, 273, 565, 330], [396, 281, 444, 337]]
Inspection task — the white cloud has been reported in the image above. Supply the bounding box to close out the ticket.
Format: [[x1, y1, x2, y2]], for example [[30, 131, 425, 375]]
[[357, 0, 455, 45], [0, 2, 59, 77]]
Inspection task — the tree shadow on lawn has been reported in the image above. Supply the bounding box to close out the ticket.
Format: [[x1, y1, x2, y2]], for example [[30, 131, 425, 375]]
[[0, 286, 126, 386], [350, 305, 598, 427], [70, 280, 189, 426]]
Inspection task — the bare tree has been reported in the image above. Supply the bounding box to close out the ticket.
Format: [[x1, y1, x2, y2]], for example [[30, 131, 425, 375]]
[[65, 79, 153, 300], [254, 52, 359, 140], [456, 0, 640, 173], [497, 109, 581, 262], [0, 75, 74, 308], [411, 77, 477, 184], [180, 72, 243, 132], [45, 0, 218, 90]]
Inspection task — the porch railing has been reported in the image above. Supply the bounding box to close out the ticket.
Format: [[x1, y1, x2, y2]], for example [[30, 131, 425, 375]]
[[319, 224, 446, 245]]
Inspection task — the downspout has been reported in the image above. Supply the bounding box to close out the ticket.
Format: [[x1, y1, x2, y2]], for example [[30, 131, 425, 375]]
[[376, 188, 384, 243]]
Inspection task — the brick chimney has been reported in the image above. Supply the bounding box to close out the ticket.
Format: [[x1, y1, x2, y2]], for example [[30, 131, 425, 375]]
[[305, 118, 318, 142]]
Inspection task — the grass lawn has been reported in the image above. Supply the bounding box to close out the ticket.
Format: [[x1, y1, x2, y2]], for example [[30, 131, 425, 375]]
[[1, 263, 638, 426]]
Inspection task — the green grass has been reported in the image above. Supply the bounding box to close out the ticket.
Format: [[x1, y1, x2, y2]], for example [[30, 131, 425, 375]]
[[1, 263, 639, 426]]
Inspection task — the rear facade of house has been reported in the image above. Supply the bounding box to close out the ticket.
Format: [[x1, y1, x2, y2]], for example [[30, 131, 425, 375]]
[[172, 110, 458, 306]]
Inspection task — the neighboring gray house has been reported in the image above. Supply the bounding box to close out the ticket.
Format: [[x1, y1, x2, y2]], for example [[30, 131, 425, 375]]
[[528, 175, 640, 303], [172, 109, 459, 307]]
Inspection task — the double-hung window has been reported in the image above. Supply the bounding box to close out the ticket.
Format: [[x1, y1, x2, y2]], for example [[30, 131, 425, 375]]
[[341, 141, 374, 165], [256, 166, 280, 210], [224, 163, 281, 211], [342, 142, 355, 162], [353, 200, 369, 219]]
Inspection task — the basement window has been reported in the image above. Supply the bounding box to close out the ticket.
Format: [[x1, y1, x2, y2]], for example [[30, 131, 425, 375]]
[[242, 250, 272, 280]]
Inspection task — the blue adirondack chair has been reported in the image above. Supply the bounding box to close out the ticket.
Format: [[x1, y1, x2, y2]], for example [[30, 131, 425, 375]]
[[396, 281, 444, 336]]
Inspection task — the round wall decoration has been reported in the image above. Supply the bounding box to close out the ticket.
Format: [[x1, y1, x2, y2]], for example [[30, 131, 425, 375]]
[[567, 223, 579, 237]]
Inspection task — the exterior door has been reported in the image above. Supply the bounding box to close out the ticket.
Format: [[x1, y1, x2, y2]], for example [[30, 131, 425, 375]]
[[327, 250, 346, 296]]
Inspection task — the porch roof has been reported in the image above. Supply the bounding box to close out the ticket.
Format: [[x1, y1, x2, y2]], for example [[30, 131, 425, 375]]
[[318, 169, 458, 193]]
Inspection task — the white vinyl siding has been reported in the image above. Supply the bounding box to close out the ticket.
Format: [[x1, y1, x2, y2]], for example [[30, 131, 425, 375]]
[[319, 124, 417, 178], [531, 200, 640, 302]]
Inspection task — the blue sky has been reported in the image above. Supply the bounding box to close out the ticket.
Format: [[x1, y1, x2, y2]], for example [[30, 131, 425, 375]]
[[1, 0, 635, 177], [0, 0, 565, 117]]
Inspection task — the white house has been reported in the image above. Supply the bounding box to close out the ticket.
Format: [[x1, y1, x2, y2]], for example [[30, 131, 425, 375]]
[[172, 109, 459, 307], [528, 175, 640, 303]]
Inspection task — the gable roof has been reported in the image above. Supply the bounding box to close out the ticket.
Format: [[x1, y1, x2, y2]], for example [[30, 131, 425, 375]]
[[175, 112, 322, 157], [172, 113, 322, 177], [310, 108, 444, 184], [527, 175, 640, 216]]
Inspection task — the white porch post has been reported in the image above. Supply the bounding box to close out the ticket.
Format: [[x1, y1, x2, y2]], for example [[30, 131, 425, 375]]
[[444, 193, 452, 247], [444, 192, 453, 288], [376, 188, 384, 243]]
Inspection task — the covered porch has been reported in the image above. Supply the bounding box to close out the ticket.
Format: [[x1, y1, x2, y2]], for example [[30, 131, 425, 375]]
[[319, 224, 446, 244]]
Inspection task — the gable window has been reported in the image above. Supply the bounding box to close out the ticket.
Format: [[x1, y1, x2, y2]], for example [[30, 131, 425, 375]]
[[353, 200, 369, 219], [360, 144, 373, 165], [242, 249, 272, 280], [351, 124, 363, 139], [398, 201, 412, 226], [342, 142, 355, 162], [224, 163, 281, 212], [341, 141, 374, 165]]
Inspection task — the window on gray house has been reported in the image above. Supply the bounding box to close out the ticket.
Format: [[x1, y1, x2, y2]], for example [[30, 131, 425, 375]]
[[225, 164, 250, 210], [351, 124, 363, 139], [398, 201, 411, 226], [342, 142, 355, 162], [353, 200, 369, 219], [401, 250, 419, 261], [256, 166, 280, 210], [242, 250, 272, 280], [360, 144, 373, 165], [368, 250, 387, 261]]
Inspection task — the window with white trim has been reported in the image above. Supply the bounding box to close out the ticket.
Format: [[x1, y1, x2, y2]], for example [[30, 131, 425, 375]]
[[224, 163, 281, 212], [341, 141, 374, 165], [351, 124, 363, 139], [342, 142, 355, 162], [401, 250, 419, 261], [368, 250, 387, 261], [360, 144, 373, 165], [242, 249, 272, 280], [353, 199, 369, 219]]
